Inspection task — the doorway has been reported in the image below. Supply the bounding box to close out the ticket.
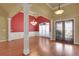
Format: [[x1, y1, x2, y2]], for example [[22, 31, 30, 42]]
[[55, 19, 74, 44], [39, 22, 50, 38]]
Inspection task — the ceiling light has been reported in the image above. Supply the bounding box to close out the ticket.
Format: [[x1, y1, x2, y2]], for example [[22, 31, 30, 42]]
[[55, 9, 64, 15], [30, 19, 37, 26], [55, 4, 64, 15]]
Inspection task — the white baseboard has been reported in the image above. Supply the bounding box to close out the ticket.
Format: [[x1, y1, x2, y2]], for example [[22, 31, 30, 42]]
[[0, 40, 7, 42], [74, 42, 79, 45]]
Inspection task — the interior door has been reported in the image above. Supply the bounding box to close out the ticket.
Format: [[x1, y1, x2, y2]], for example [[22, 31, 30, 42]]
[[55, 20, 74, 44]]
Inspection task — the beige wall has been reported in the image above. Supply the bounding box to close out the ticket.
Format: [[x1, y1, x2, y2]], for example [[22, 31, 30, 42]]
[[0, 6, 8, 42], [0, 4, 23, 42], [52, 4, 79, 44], [0, 16, 8, 42]]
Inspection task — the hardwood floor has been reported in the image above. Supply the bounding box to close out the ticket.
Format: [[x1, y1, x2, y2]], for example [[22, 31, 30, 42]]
[[0, 39, 24, 56], [0, 36, 79, 56], [29, 36, 79, 56]]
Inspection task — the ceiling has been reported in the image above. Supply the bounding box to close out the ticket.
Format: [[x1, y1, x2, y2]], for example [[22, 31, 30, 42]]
[[30, 3, 53, 19], [47, 3, 71, 10], [0, 3, 72, 17], [47, 3, 64, 8], [0, 3, 23, 17], [30, 3, 72, 19]]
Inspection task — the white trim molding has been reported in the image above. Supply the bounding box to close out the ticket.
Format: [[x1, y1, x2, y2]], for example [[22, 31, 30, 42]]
[[8, 18, 11, 40], [47, 3, 72, 10], [0, 40, 7, 42]]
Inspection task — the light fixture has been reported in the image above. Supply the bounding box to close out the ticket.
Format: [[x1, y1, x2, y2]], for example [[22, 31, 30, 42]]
[[54, 4, 64, 15], [30, 18, 37, 26]]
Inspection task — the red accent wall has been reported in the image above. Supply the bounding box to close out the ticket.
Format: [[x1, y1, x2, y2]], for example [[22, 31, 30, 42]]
[[11, 12, 50, 32], [29, 15, 39, 31], [11, 12, 24, 32], [29, 16, 50, 32]]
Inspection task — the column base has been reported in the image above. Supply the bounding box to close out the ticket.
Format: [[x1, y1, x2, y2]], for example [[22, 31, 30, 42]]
[[23, 49, 30, 56]]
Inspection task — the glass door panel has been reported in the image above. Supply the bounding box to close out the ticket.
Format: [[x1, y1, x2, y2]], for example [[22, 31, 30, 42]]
[[42, 24, 46, 36], [56, 21, 63, 42], [39, 24, 43, 36], [45, 23, 49, 37], [39, 23, 50, 37], [64, 20, 74, 43]]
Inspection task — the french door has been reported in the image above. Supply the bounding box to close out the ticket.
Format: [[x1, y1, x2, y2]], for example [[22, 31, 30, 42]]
[[39, 23, 50, 37], [55, 20, 74, 44]]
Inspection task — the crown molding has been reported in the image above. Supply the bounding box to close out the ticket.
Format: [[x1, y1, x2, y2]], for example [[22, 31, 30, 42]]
[[46, 3, 54, 10], [47, 3, 72, 10], [29, 11, 38, 16]]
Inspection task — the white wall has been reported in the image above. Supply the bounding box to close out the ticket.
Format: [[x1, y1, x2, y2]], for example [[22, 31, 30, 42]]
[[29, 31, 51, 38], [29, 31, 39, 37], [9, 32, 24, 41]]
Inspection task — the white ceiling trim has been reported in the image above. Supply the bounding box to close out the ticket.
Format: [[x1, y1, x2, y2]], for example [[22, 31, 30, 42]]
[[47, 3, 72, 10], [29, 11, 37, 15], [46, 3, 54, 10], [29, 11, 40, 17]]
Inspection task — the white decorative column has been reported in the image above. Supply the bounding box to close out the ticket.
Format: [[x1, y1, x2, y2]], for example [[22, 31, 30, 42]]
[[23, 3, 31, 55]]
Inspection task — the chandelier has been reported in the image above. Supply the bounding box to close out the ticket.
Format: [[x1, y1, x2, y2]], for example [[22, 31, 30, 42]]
[[30, 18, 37, 26], [54, 4, 64, 15]]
